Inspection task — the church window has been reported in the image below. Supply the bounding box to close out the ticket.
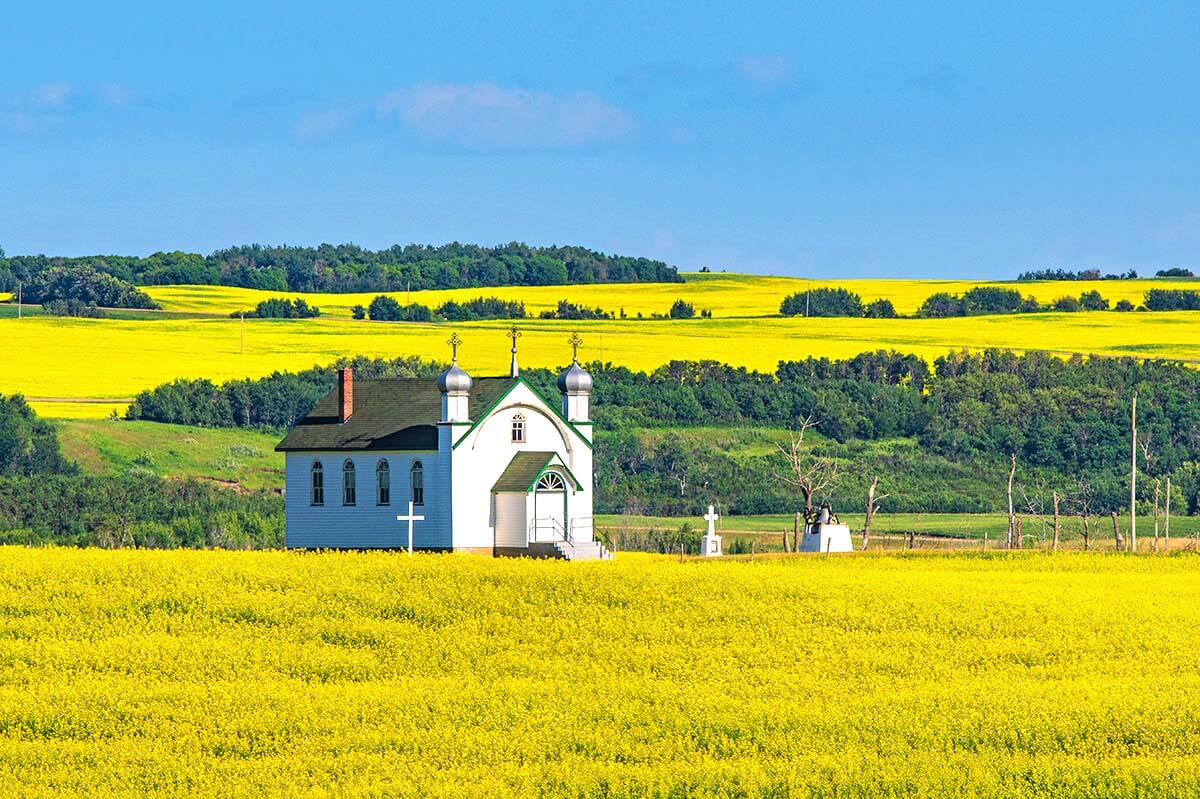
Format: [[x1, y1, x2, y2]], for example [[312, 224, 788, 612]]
[[376, 459, 390, 506], [342, 459, 356, 506], [311, 461, 324, 506], [411, 461, 424, 506], [512, 413, 526, 443], [535, 471, 566, 492]]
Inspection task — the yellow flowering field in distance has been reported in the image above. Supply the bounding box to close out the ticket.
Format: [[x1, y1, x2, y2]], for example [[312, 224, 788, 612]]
[[144, 272, 1200, 318], [8, 311, 1200, 419], [1, 548, 1198, 798]]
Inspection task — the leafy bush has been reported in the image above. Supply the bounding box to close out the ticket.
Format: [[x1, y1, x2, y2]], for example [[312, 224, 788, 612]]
[[43, 299, 105, 317], [539, 300, 613, 320], [1155, 268, 1195, 277], [779, 287, 863, 317], [233, 298, 321, 319], [367, 296, 436, 322], [436, 297, 527, 321], [21, 266, 158, 309], [668, 299, 695, 319], [1144, 289, 1200, 311], [1079, 290, 1109, 311], [864, 298, 897, 318]]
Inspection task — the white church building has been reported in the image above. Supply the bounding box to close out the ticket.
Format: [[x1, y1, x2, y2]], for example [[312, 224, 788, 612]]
[[276, 331, 610, 560]]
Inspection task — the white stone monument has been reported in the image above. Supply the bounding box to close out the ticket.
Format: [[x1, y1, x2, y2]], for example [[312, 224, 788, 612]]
[[799, 504, 853, 553], [701, 504, 722, 556]]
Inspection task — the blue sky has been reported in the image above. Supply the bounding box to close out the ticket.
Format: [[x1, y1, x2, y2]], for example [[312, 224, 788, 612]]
[[2, 1, 1198, 278]]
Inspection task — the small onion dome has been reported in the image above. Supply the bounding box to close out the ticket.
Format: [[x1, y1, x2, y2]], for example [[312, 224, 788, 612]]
[[437, 361, 473, 394], [557, 361, 593, 394]]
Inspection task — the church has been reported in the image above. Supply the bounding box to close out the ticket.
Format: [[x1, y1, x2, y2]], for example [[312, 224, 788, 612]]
[[275, 330, 609, 560]]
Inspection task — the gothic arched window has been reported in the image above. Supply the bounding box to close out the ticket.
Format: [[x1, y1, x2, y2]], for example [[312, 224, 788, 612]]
[[376, 459, 390, 506], [411, 461, 424, 506], [511, 413, 526, 443], [311, 461, 324, 506], [342, 459, 356, 506]]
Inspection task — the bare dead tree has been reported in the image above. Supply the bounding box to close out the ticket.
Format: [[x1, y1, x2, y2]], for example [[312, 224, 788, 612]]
[[1052, 490, 1061, 553], [776, 415, 839, 522], [1007, 452, 1017, 549], [1165, 476, 1172, 552], [1067, 476, 1096, 551], [861, 476, 887, 551], [1015, 515, 1024, 550], [1111, 511, 1124, 552]]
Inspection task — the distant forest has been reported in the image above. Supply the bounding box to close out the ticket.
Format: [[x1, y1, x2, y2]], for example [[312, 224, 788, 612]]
[[0, 242, 682, 293], [124, 349, 1200, 518]]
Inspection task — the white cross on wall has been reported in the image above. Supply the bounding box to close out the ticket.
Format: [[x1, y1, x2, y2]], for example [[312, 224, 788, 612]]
[[396, 500, 425, 556], [704, 504, 720, 536]]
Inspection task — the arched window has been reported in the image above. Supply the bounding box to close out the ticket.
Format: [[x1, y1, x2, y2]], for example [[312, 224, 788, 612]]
[[376, 459, 390, 506], [342, 459, 356, 506], [311, 461, 324, 506], [410, 461, 424, 506], [535, 471, 566, 492], [511, 413, 526, 443]]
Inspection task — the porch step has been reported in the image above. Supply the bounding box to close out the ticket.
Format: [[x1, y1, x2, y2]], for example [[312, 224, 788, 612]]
[[528, 540, 614, 561]]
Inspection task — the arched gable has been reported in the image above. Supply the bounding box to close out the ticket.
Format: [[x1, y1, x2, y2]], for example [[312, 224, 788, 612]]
[[463, 400, 575, 455]]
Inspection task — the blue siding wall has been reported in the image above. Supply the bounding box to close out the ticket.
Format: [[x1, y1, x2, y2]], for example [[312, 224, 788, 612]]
[[284, 451, 450, 549]]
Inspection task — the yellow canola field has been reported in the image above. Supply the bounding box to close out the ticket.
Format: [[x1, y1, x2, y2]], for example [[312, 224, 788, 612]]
[[1, 549, 1198, 798], [144, 272, 1200, 318], [7, 310, 1200, 418]]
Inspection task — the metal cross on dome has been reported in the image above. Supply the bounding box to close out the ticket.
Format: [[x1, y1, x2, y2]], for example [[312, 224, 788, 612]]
[[506, 326, 522, 377], [447, 332, 463, 361], [567, 332, 583, 362]]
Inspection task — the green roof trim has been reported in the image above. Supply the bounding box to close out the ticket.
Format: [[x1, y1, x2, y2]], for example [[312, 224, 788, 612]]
[[491, 451, 584, 493], [452, 375, 593, 451]]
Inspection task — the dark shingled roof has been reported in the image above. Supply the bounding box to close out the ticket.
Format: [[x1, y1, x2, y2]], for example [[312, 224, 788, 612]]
[[275, 376, 518, 452], [492, 451, 583, 493]]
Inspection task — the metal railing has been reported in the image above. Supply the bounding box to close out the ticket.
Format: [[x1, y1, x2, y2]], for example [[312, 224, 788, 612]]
[[530, 517, 570, 544]]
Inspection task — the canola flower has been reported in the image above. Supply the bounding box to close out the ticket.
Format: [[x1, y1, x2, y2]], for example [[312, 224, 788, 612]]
[[0, 549, 1198, 797], [7, 308, 1200, 420]]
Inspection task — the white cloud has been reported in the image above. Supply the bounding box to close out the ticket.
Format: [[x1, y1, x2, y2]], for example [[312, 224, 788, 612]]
[[95, 83, 130, 108], [739, 55, 791, 85], [36, 82, 71, 108], [376, 82, 633, 148]]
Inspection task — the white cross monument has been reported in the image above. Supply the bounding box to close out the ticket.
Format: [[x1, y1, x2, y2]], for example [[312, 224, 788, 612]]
[[701, 504, 722, 557], [396, 501, 425, 556]]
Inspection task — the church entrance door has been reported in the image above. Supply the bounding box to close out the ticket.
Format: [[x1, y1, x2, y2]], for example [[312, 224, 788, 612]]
[[532, 471, 568, 541]]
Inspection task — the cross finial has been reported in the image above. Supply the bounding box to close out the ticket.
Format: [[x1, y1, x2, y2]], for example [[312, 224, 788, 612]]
[[447, 332, 463, 362], [567, 332, 583, 363], [506, 326, 521, 377]]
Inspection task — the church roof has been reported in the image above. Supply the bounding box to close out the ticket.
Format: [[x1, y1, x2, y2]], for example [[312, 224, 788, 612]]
[[275, 376, 518, 452], [491, 451, 584, 493]]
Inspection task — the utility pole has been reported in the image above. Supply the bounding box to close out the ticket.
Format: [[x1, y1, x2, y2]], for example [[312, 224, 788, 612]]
[[1130, 392, 1137, 553], [805, 288, 810, 318]]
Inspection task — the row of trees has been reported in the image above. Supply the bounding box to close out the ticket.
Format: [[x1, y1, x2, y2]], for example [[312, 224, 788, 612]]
[[13, 265, 158, 310], [0, 395, 281, 547], [0, 242, 682, 294], [776, 285, 1200, 319], [233, 298, 321, 319]]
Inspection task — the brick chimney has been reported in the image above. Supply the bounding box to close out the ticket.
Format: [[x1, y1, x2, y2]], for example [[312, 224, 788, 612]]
[[337, 367, 353, 423]]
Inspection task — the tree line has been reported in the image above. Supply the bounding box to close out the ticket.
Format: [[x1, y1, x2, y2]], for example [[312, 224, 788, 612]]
[[0, 241, 682, 294], [780, 285, 1200, 318], [0, 395, 281, 548]]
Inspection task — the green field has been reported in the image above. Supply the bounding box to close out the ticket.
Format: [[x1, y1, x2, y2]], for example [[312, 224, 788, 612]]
[[57, 420, 284, 492]]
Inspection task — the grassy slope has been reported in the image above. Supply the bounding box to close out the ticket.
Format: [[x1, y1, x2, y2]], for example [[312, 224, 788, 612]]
[[2, 549, 1200, 797], [57, 419, 284, 491]]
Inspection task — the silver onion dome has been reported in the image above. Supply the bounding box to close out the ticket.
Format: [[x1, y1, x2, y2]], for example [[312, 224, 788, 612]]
[[437, 360, 473, 393], [557, 360, 593, 394]]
